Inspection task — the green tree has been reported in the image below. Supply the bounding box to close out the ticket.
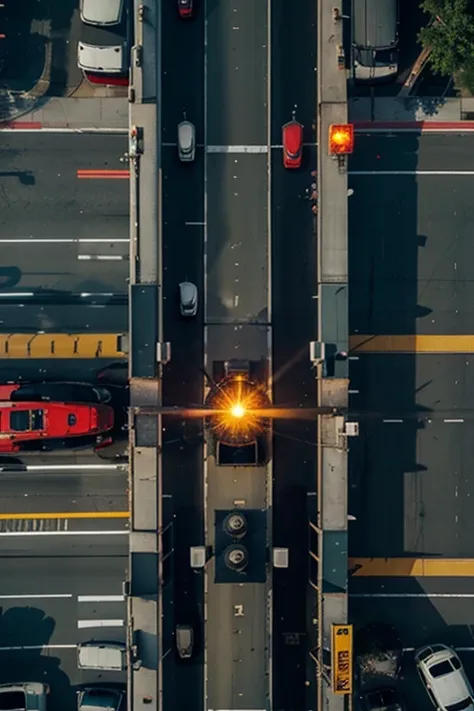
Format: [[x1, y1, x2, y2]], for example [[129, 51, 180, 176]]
[[419, 0, 474, 76]]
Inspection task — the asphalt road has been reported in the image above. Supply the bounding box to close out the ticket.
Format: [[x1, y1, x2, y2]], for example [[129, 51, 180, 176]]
[[161, 1, 205, 709], [0, 134, 129, 291], [0, 467, 127, 515], [0, 535, 128, 711], [270, 1, 318, 708], [203, 1, 271, 709], [160, 0, 318, 706], [348, 133, 474, 667]]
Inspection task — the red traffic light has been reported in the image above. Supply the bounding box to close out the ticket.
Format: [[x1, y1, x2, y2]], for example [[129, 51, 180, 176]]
[[329, 124, 354, 155]]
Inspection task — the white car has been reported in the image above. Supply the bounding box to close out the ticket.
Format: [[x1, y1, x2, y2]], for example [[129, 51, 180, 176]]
[[178, 120, 196, 162], [415, 644, 474, 711]]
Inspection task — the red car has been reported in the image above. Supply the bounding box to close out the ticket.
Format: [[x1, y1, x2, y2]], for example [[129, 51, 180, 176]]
[[0, 383, 114, 453], [282, 119, 303, 169], [178, 0, 193, 19]]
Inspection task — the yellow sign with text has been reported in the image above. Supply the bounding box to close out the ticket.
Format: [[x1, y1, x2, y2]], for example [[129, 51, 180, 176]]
[[331, 624, 353, 695]]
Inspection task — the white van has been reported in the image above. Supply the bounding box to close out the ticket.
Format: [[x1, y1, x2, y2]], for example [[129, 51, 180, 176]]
[[77, 641, 126, 672]]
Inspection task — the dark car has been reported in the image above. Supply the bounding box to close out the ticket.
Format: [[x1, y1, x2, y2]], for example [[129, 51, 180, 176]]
[[361, 686, 404, 711], [178, 0, 193, 19]]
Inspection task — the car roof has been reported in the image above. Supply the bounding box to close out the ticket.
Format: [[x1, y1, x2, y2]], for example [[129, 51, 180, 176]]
[[179, 282, 197, 304], [81, 0, 124, 25], [419, 648, 473, 708], [178, 121, 195, 148], [283, 120, 303, 153], [78, 42, 124, 73]]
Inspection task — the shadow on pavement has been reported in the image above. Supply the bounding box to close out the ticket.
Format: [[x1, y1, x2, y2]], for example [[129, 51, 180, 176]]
[[1, 0, 48, 92], [0, 0, 81, 97], [0, 607, 75, 711], [348, 130, 420, 558]]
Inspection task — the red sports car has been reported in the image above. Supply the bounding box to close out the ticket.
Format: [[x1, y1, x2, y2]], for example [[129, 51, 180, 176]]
[[282, 119, 304, 169], [0, 383, 115, 453]]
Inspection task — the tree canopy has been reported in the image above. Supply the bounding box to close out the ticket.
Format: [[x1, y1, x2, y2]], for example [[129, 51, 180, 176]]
[[419, 0, 474, 77]]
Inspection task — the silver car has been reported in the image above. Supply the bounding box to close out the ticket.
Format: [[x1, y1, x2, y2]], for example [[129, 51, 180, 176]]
[[178, 120, 196, 162], [415, 644, 474, 711], [179, 282, 198, 317]]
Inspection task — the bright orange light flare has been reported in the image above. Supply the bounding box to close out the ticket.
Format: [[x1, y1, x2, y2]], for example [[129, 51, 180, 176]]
[[230, 403, 246, 418], [329, 124, 354, 155], [206, 376, 270, 445]]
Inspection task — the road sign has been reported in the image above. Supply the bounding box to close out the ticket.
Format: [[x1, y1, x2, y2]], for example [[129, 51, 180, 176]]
[[331, 623, 353, 695]]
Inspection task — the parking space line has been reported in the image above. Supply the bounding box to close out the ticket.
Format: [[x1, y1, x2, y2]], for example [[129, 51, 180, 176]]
[[0, 238, 129, 244], [0, 645, 77, 651], [78, 595, 124, 603], [350, 170, 474, 176], [0, 594, 73, 599], [0, 512, 128, 520], [78, 619, 124, 629], [77, 170, 130, 179], [0, 531, 128, 537]]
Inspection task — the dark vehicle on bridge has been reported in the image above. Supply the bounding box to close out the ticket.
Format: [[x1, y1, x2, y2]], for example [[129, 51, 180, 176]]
[[178, 0, 193, 19], [352, 0, 399, 83], [0, 382, 116, 453]]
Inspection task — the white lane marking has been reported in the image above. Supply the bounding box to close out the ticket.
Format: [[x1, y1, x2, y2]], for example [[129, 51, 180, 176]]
[[403, 647, 474, 653], [0, 531, 128, 536], [350, 171, 474, 176], [445, 418, 464, 423], [0, 128, 128, 134], [78, 619, 124, 629], [0, 464, 123, 472], [348, 389, 359, 394], [351, 593, 474, 598], [78, 595, 125, 603], [78, 255, 125, 261], [207, 145, 268, 154], [0, 644, 77, 651], [163, 143, 315, 151], [0, 594, 72, 599], [383, 419, 404, 423], [0, 239, 129, 244], [185, 221, 206, 226]]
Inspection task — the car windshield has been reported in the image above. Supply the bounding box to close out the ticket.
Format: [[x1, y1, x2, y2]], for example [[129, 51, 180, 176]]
[[446, 698, 474, 711], [430, 659, 455, 678], [10, 409, 44, 432]]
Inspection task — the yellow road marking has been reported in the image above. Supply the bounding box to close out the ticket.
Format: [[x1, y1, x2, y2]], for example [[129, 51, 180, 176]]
[[350, 558, 474, 576], [0, 333, 127, 359], [349, 335, 474, 354], [0, 512, 129, 520]]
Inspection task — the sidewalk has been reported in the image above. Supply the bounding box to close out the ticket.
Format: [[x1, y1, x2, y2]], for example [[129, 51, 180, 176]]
[[350, 96, 474, 125], [0, 96, 129, 130]]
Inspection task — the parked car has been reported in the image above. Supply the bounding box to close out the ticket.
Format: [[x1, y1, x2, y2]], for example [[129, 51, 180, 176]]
[[360, 686, 404, 711], [415, 644, 474, 711]]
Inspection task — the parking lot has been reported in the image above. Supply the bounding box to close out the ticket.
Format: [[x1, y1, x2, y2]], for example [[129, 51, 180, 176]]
[[348, 130, 474, 707], [0, 0, 128, 98]]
